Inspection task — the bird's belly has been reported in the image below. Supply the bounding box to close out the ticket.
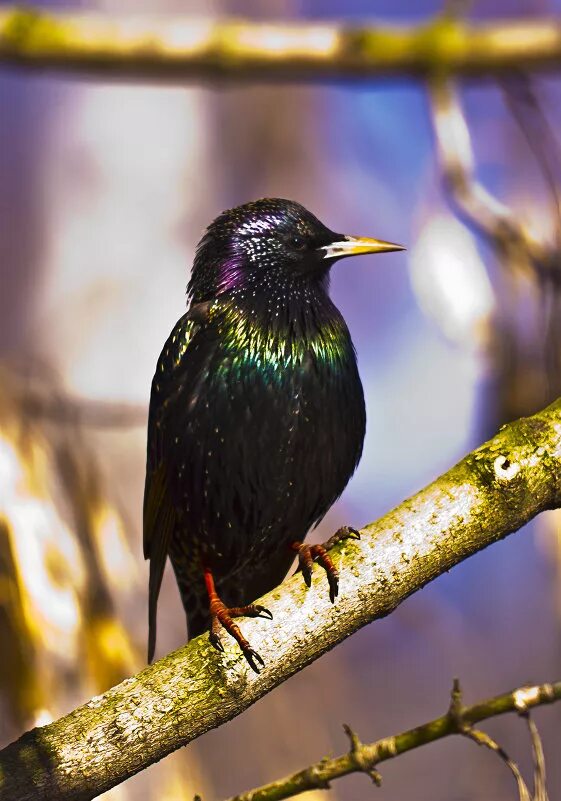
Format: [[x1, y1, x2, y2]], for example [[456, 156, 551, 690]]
[[170, 355, 365, 575]]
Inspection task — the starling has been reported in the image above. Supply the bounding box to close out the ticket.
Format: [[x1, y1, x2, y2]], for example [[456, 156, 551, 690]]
[[144, 198, 404, 671]]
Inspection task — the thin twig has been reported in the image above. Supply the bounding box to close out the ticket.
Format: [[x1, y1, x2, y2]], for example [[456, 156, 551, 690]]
[[22, 394, 147, 428], [429, 74, 561, 413], [449, 680, 532, 801], [224, 680, 560, 801], [526, 715, 549, 801], [428, 75, 561, 289], [429, 76, 524, 247], [500, 74, 561, 400], [501, 73, 561, 252]]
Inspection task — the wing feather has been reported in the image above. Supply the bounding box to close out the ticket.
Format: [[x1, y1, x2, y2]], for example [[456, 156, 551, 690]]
[[143, 302, 210, 661]]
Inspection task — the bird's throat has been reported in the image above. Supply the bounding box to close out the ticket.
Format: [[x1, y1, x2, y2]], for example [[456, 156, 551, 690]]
[[211, 291, 350, 374]]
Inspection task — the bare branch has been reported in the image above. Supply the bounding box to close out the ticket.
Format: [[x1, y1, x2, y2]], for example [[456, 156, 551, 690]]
[[429, 76, 522, 245], [1, 398, 561, 799], [1, 8, 561, 81], [526, 714, 549, 801], [445, 677, 531, 801], [428, 75, 561, 411], [22, 394, 147, 429], [428, 74, 561, 291], [449, 680, 532, 801], [501, 73, 561, 252], [225, 680, 560, 801], [0, 363, 147, 428]]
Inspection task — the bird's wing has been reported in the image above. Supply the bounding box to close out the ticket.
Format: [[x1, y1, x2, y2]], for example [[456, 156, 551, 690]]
[[143, 300, 211, 662]]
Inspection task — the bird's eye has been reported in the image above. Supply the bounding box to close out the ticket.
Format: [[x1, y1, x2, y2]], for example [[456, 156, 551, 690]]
[[290, 234, 306, 251]]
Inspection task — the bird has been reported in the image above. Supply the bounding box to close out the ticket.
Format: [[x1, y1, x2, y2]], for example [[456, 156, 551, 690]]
[[143, 198, 404, 671]]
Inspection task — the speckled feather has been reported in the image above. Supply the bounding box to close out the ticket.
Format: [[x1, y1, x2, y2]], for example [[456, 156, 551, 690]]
[[144, 199, 366, 658]]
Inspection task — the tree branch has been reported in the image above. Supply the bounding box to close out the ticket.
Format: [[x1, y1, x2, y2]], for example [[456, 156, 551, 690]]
[[1, 8, 561, 81], [224, 679, 561, 801], [429, 76, 517, 242], [1, 398, 561, 801], [428, 75, 561, 279]]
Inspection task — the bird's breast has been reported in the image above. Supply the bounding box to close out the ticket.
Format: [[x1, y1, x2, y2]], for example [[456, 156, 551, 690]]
[[165, 299, 366, 573], [213, 298, 352, 379]]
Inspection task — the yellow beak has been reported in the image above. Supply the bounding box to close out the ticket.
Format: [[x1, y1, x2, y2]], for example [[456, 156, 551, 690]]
[[321, 235, 406, 260]]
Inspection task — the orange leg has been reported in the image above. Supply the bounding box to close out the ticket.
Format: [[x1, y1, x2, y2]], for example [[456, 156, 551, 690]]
[[291, 526, 361, 602], [203, 566, 272, 673]]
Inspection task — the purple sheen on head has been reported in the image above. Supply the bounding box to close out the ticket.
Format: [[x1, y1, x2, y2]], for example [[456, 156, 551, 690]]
[[216, 248, 246, 293], [188, 198, 338, 304]]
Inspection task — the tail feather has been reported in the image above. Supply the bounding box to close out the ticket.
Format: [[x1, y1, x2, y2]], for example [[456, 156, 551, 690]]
[[146, 505, 174, 663], [147, 558, 164, 663]]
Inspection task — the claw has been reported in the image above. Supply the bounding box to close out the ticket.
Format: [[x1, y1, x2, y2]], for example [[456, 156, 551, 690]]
[[328, 572, 339, 603], [204, 565, 271, 671], [229, 603, 273, 621], [254, 605, 273, 620], [293, 542, 314, 587], [244, 648, 265, 673], [209, 632, 225, 653], [324, 525, 361, 550], [291, 524, 358, 602]]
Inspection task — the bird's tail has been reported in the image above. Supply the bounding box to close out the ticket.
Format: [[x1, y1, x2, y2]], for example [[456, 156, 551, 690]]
[[144, 470, 175, 663], [147, 538, 169, 663]]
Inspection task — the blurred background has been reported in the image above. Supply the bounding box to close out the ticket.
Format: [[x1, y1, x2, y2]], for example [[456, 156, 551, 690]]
[[1, 0, 561, 799]]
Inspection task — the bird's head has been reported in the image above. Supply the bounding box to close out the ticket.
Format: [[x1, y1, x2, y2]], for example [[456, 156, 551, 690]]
[[188, 198, 404, 302]]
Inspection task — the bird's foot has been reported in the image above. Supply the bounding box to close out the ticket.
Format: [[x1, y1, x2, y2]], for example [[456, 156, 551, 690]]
[[208, 597, 273, 674], [291, 526, 361, 603], [204, 565, 272, 672]]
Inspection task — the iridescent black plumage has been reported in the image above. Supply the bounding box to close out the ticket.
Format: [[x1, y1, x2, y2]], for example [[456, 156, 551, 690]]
[[144, 198, 403, 666]]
